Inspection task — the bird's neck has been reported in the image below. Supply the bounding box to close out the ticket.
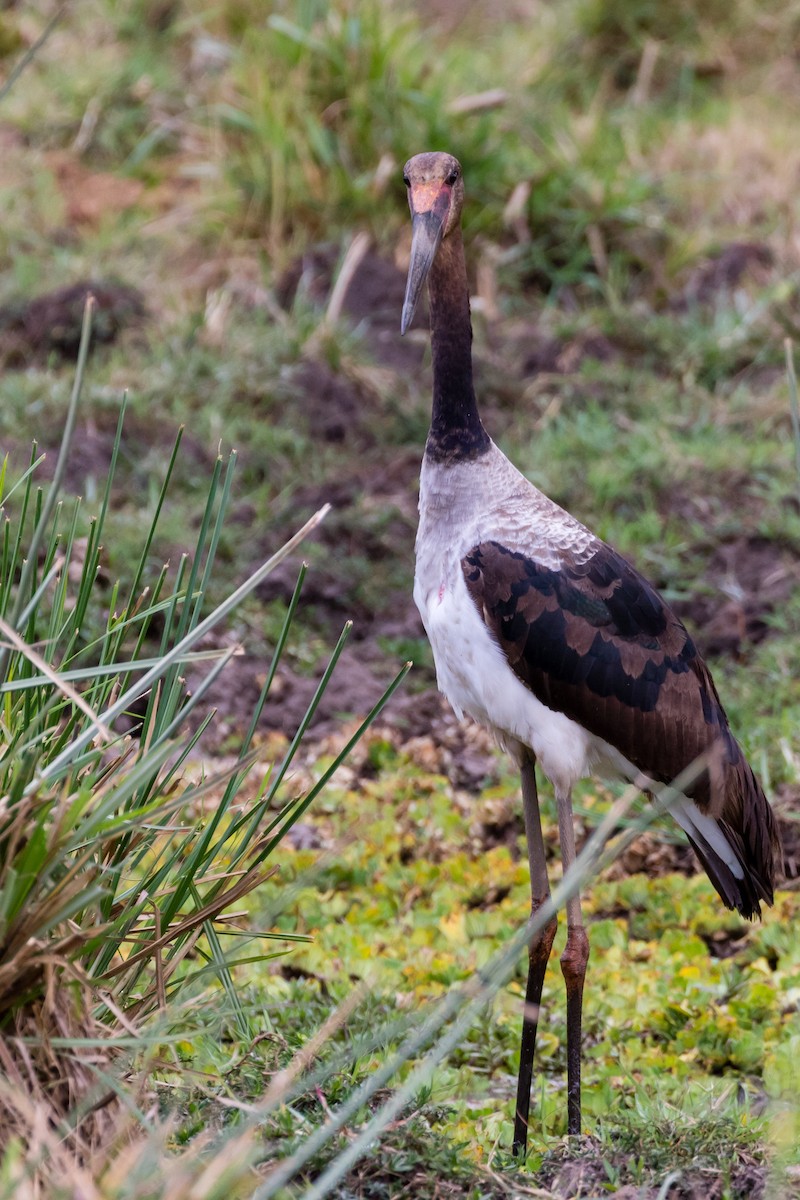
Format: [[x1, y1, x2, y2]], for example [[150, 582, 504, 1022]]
[[426, 230, 490, 463]]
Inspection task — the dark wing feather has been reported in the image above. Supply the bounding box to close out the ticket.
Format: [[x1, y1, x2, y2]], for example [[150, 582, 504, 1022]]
[[462, 539, 780, 915], [462, 539, 728, 791]]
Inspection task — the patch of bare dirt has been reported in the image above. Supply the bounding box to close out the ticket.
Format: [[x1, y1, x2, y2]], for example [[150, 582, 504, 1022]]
[[4, 406, 210, 498], [521, 328, 621, 376], [184, 630, 503, 794], [674, 536, 800, 658], [275, 244, 424, 371], [773, 787, 800, 883], [286, 359, 378, 446], [699, 927, 754, 960], [0, 280, 145, 367], [47, 151, 146, 229], [183, 642, 390, 749], [252, 456, 421, 641], [604, 831, 697, 882]]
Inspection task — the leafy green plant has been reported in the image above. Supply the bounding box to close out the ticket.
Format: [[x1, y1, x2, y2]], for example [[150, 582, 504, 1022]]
[[217, 0, 444, 248]]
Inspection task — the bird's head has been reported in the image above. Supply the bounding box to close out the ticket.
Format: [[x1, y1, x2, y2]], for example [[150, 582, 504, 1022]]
[[400, 151, 464, 335]]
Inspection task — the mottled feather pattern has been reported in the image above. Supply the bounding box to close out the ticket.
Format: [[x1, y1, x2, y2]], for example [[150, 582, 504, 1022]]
[[417, 444, 598, 572], [462, 538, 779, 916]]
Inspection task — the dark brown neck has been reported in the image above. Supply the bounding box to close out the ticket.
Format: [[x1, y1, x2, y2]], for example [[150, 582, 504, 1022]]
[[425, 230, 490, 463]]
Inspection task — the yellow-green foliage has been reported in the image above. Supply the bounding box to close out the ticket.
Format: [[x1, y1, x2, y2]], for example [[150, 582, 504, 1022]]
[[251, 742, 800, 1154]]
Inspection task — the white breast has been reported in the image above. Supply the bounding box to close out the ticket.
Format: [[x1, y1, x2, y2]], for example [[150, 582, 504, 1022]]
[[416, 561, 599, 794]]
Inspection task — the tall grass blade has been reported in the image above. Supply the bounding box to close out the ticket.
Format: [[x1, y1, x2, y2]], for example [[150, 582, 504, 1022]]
[[6, 297, 93, 632], [0, 616, 112, 743], [27, 505, 330, 792], [785, 339, 800, 500]]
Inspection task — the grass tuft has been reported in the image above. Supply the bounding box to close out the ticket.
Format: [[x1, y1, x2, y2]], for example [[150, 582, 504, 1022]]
[[0, 298, 407, 1189]]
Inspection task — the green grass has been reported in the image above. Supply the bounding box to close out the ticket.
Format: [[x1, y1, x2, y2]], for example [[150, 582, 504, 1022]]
[[1, 0, 800, 1194], [128, 746, 799, 1194]]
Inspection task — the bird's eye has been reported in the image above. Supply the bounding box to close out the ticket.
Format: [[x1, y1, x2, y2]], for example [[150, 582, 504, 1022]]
[[403, 173, 411, 187], [447, 168, 459, 185]]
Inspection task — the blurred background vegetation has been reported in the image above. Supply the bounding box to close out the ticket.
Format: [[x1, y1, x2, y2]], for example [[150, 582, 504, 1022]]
[[1, 0, 800, 1196]]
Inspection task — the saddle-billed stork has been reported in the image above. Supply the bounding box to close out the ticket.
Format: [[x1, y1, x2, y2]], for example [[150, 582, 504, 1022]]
[[400, 150, 780, 1154]]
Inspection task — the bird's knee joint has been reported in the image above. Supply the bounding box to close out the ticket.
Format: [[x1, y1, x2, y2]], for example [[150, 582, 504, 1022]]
[[528, 909, 557, 964], [560, 926, 590, 984]]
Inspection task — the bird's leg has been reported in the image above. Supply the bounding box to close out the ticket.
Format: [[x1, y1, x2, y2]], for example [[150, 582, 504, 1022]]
[[513, 754, 557, 1158], [556, 787, 590, 1137]]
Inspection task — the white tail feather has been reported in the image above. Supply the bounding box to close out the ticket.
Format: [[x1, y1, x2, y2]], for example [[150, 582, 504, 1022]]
[[670, 798, 744, 879]]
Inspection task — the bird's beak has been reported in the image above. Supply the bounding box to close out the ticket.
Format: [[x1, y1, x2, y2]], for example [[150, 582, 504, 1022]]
[[401, 185, 450, 335]]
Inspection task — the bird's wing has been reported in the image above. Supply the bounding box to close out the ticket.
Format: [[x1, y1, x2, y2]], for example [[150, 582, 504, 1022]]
[[462, 537, 780, 916], [461, 538, 736, 800]]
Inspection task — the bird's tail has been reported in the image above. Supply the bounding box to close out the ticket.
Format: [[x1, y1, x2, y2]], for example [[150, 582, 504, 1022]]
[[672, 754, 780, 920]]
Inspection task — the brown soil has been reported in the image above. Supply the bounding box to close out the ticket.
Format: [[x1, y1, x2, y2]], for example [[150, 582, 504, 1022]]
[[290, 359, 375, 445], [276, 243, 424, 371], [673, 536, 800, 658], [48, 150, 146, 230], [7, 404, 209, 498], [0, 280, 145, 367], [521, 329, 621, 376]]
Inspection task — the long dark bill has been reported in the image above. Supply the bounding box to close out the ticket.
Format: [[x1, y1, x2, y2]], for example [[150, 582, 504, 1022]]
[[400, 206, 447, 335]]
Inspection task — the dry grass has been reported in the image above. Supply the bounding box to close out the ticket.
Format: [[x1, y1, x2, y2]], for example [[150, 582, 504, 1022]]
[[654, 100, 800, 256], [0, 980, 127, 1190]]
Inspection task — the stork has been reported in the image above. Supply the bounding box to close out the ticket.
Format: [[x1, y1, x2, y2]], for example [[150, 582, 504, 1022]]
[[400, 151, 780, 1155]]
